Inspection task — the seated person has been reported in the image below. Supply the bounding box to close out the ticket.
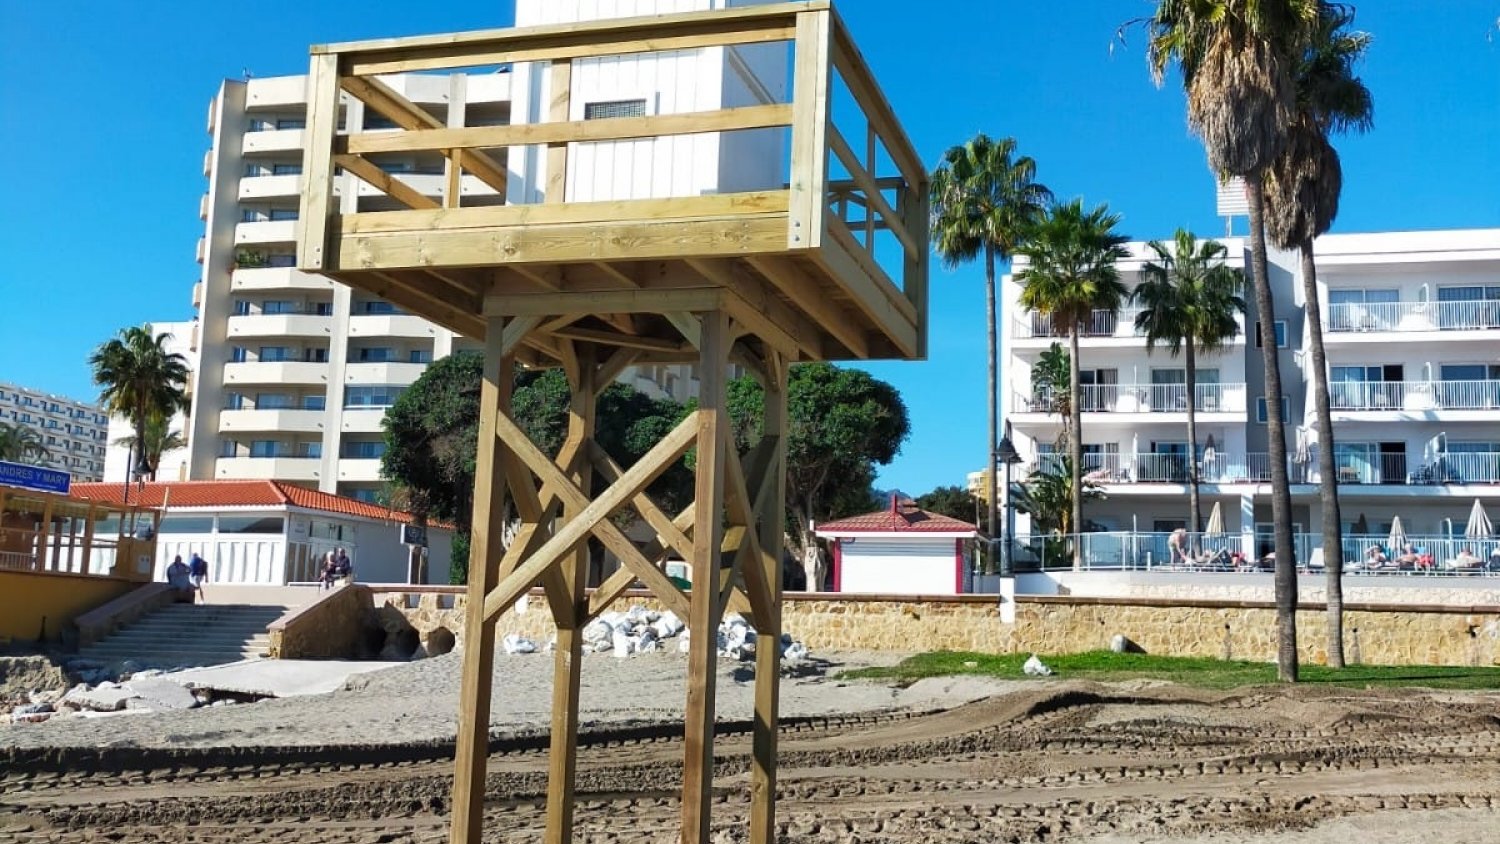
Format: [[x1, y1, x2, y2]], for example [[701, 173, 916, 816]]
[[1394, 544, 1420, 566], [1451, 547, 1483, 570], [1489, 548, 1500, 572], [1364, 543, 1389, 568]]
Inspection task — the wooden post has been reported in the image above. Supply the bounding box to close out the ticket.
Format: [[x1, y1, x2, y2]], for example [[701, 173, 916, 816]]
[[787, 10, 831, 251], [544, 342, 595, 844], [297, 52, 341, 271], [682, 310, 730, 844], [449, 315, 514, 844], [749, 352, 788, 844], [546, 59, 572, 204]]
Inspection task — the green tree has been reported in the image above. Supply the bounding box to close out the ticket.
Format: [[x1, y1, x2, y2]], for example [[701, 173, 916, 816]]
[[0, 422, 49, 464], [1132, 230, 1246, 542], [725, 363, 909, 589], [89, 324, 189, 479], [915, 485, 981, 524], [1030, 342, 1072, 448], [111, 411, 187, 479], [1264, 2, 1373, 670], [1015, 200, 1129, 567], [1143, 0, 1314, 682], [1012, 456, 1105, 566], [929, 135, 1051, 566]]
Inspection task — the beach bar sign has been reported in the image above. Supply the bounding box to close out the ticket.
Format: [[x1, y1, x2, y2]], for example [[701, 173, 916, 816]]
[[0, 460, 71, 495]]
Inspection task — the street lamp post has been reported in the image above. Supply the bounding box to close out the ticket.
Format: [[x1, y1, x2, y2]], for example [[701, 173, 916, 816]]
[[996, 421, 1022, 578]]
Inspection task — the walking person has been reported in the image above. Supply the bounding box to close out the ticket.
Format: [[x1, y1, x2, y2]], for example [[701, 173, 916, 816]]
[[165, 555, 193, 603], [188, 552, 210, 604]]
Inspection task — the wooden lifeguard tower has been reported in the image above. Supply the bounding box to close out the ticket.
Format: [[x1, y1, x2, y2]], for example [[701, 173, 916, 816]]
[[297, 3, 927, 842]]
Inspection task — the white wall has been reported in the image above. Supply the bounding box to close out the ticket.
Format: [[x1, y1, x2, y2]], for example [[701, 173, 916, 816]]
[[836, 538, 960, 595]]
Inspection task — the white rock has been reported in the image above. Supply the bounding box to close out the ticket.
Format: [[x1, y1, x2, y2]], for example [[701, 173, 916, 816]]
[[126, 678, 198, 711], [652, 611, 684, 638], [502, 634, 538, 655], [1023, 654, 1053, 677], [782, 642, 809, 662], [612, 629, 635, 658], [582, 619, 613, 645]]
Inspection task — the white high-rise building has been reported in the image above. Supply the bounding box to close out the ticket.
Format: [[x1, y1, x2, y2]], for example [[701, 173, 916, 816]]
[[1000, 228, 1500, 562], [164, 0, 779, 502], [0, 383, 109, 481]]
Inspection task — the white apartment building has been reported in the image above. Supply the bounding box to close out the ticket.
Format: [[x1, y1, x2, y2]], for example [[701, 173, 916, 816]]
[[167, 0, 776, 502], [0, 383, 109, 481], [1000, 228, 1500, 563]]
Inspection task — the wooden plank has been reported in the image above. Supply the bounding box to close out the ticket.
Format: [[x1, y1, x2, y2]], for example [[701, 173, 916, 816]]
[[501, 314, 544, 356], [545, 59, 572, 204], [828, 10, 924, 189], [682, 310, 729, 844], [484, 288, 723, 318], [721, 430, 774, 627], [341, 216, 790, 271], [899, 181, 931, 360], [364, 271, 486, 339], [552, 327, 685, 354], [815, 224, 919, 358], [593, 347, 642, 393], [827, 127, 918, 260], [744, 255, 868, 358], [340, 75, 510, 196], [444, 148, 463, 209], [787, 9, 832, 252], [480, 412, 700, 621], [687, 258, 821, 360], [664, 312, 701, 349], [592, 262, 639, 289], [748, 352, 787, 844], [296, 53, 341, 272], [341, 191, 790, 235], [449, 316, 512, 844], [590, 445, 695, 562], [346, 104, 794, 155], [334, 154, 442, 211]]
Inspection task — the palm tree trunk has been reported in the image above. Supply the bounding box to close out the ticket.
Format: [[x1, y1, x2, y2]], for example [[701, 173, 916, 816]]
[[1301, 238, 1344, 668], [1247, 175, 1299, 683], [1068, 326, 1084, 570], [985, 245, 999, 574], [1185, 338, 1202, 547]]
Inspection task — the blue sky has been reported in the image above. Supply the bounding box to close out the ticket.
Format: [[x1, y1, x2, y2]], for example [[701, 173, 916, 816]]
[[1, 2, 1496, 495]]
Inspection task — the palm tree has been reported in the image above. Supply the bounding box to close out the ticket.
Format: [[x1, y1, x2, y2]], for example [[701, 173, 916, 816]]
[[1015, 200, 1130, 568], [1264, 3, 1373, 669], [1145, 0, 1314, 682], [930, 134, 1052, 569], [0, 422, 50, 464], [1030, 342, 1072, 447], [111, 411, 188, 479], [90, 325, 190, 480], [1132, 230, 1246, 545]]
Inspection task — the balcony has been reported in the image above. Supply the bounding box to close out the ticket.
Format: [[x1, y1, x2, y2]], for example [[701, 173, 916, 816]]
[[239, 174, 302, 200], [222, 361, 329, 385], [1329, 380, 1500, 413], [343, 362, 426, 384], [340, 409, 388, 432], [295, 3, 927, 362], [235, 220, 298, 245], [336, 458, 385, 483], [215, 456, 320, 483], [226, 313, 333, 339], [348, 314, 435, 339], [1015, 383, 1248, 416], [231, 266, 336, 292], [1014, 308, 1144, 341], [241, 128, 306, 155], [1327, 300, 1500, 336], [1029, 450, 1500, 488], [219, 409, 326, 433]]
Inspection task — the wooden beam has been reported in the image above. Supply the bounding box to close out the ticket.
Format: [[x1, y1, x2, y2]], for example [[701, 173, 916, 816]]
[[745, 254, 871, 358], [449, 316, 512, 844], [590, 444, 695, 562], [682, 310, 729, 844], [444, 148, 464, 209], [365, 271, 485, 338], [813, 225, 919, 358], [787, 9, 832, 251], [664, 312, 701, 349], [346, 104, 794, 154], [593, 347, 642, 391], [296, 53, 341, 272], [339, 75, 510, 196], [591, 261, 640, 289], [686, 258, 820, 360], [334, 154, 442, 211], [748, 351, 788, 844], [480, 412, 699, 621], [501, 314, 544, 356], [552, 327, 685, 354], [545, 59, 572, 204], [827, 126, 918, 260], [484, 287, 724, 318], [721, 429, 774, 627], [339, 215, 789, 271], [340, 191, 790, 235], [899, 180, 931, 360]]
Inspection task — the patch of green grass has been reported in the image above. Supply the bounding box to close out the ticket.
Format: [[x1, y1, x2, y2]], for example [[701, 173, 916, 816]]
[[838, 650, 1500, 691]]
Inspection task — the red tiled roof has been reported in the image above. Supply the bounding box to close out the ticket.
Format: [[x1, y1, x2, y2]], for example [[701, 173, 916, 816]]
[[816, 496, 977, 535], [70, 480, 425, 525]]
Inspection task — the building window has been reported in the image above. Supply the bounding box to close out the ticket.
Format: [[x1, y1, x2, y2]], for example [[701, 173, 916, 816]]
[[1255, 320, 1288, 349], [259, 347, 296, 362], [223, 393, 244, 410], [313, 303, 334, 316], [584, 99, 648, 120], [220, 440, 239, 457], [357, 347, 396, 362], [249, 440, 289, 458], [1255, 396, 1291, 424], [409, 349, 433, 364], [272, 163, 302, 175], [364, 114, 399, 130], [232, 300, 251, 316], [255, 394, 295, 409], [275, 118, 306, 130], [299, 441, 323, 459], [347, 489, 381, 503], [230, 347, 248, 363], [241, 208, 268, 223], [341, 441, 387, 459], [159, 515, 215, 534], [261, 301, 297, 314], [245, 163, 270, 177], [304, 347, 329, 363], [269, 208, 299, 221], [302, 395, 327, 411], [344, 385, 404, 408], [267, 254, 297, 268], [220, 515, 286, 534], [360, 301, 402, 315]]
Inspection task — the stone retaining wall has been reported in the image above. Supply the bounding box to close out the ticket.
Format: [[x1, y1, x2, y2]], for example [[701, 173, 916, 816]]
[[369, 588, 1500, 668]]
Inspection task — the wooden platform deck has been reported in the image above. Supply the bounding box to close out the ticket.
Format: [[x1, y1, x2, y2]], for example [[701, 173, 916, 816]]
[[297, 0, 928, 365]]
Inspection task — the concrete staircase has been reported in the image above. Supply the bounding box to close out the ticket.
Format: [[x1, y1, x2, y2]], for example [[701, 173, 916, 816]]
[[77, 604, 290, 669]]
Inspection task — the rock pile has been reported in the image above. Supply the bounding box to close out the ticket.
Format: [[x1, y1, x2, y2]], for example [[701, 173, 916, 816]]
[[500, 606, 811, 664]]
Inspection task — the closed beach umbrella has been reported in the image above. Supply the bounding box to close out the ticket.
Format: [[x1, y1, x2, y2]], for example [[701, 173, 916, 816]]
[[1465, 499, 1494, 539], [1387, 516, 1406, 554], [1205, 501, 1224, 537]]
